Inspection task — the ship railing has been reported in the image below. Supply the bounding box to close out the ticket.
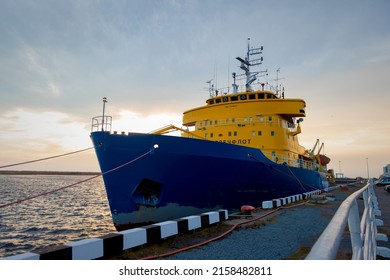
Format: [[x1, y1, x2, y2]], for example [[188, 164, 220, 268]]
[[91, 115, 112, 132], [198, 116, 284, 128], [306, 179, 390, 259], [211, 82, 278, 97], [263, 151, 316, 171]]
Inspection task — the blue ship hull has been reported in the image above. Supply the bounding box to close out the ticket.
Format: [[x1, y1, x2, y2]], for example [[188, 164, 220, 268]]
[[90, 131, 328, 231]]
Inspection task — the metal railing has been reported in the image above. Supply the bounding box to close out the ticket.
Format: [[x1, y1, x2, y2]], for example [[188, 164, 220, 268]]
[[306, 179, 390, 259], [91, 115, 112, 132], [261, 150, 317, 171]]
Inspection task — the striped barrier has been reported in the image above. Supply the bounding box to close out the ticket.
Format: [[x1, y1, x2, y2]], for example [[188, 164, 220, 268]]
[[3, 210, 228, 260], [262, 190, 322, 209]]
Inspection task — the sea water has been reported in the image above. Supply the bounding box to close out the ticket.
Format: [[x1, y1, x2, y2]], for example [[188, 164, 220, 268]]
[[0, 174, 115, 258]]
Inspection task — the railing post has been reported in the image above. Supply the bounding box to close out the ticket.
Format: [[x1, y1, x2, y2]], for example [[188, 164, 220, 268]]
[[348, 199, 362, 259]]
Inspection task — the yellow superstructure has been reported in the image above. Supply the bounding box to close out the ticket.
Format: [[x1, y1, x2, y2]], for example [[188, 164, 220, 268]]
[[181, 90, 318, 169]]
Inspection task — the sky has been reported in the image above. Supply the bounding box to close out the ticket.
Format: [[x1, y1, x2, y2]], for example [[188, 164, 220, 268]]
[[0, 0, 389, 178]]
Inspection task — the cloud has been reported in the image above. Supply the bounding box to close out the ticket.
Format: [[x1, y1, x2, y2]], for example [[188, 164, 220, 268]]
[[111, 110, 182, 134], [0, 109, 91, 155], [0, 0, 389, 176], [21, 45, 62, 97]]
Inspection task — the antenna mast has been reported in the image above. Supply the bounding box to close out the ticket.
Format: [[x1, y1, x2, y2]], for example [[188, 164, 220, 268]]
[[101, 97, 107, 131], [235, 38, 264, 92]]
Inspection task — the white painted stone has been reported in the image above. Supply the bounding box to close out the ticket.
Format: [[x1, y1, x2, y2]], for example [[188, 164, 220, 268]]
[[376, 219, 384, 226], [2, 252, 40, 260], [119, 228, 147, 250], [374, 209, 382, 216], [154, 221, 178, 238], [203, 211, 220, 224], [376, 233, 388, 242], [377, 246, 390, 259], [272, 199, 281, 207], [182, 215, 201, 230], [66, 238, 103, 260], [219, 209, 228, 220], [262, 201, 273, 209]]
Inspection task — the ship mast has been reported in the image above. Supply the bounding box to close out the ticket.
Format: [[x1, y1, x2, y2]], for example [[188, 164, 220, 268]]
[[235, 38, 264, 92]]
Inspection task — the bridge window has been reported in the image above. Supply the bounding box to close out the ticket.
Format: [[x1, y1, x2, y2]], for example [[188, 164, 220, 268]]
[[222, 96, 229, 102], [208, 100, 214, 105], [258, 93, 265, 99], [249, 94, 256, 100], [231, 96, 239, 101], [215, 98, 221, 104]]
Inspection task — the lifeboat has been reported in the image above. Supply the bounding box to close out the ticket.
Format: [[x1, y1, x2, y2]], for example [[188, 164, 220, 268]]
[[319, 154, 331, 165]]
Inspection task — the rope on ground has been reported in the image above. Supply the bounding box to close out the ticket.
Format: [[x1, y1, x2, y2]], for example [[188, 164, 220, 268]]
[[0, 146, 158, 209], [0, 146, 96, 169]]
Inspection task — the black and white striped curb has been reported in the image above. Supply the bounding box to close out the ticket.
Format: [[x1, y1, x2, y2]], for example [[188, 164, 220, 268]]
[[261, 190, 323, 209], [3, 210, 228, 260]]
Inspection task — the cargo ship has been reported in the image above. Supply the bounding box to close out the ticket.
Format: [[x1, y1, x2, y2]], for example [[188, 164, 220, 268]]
[[90, 39, 331, 231]]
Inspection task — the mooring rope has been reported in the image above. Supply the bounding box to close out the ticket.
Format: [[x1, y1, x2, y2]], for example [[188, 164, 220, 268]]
[[0, 146, 95, 169], [284, 164, 314, 193], [0, 145, 159, 209], [247, 152, 315, 192]]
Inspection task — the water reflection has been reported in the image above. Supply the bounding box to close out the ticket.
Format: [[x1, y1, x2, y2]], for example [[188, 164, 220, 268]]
[[0, 175, 115, 258]]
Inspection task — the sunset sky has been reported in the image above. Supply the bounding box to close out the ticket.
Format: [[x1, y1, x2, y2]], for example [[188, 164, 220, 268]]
[[0, 0, 389, 178]]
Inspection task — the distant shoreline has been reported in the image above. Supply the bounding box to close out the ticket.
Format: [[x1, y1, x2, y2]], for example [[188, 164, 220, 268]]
[[0, 170, 101, 176]]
